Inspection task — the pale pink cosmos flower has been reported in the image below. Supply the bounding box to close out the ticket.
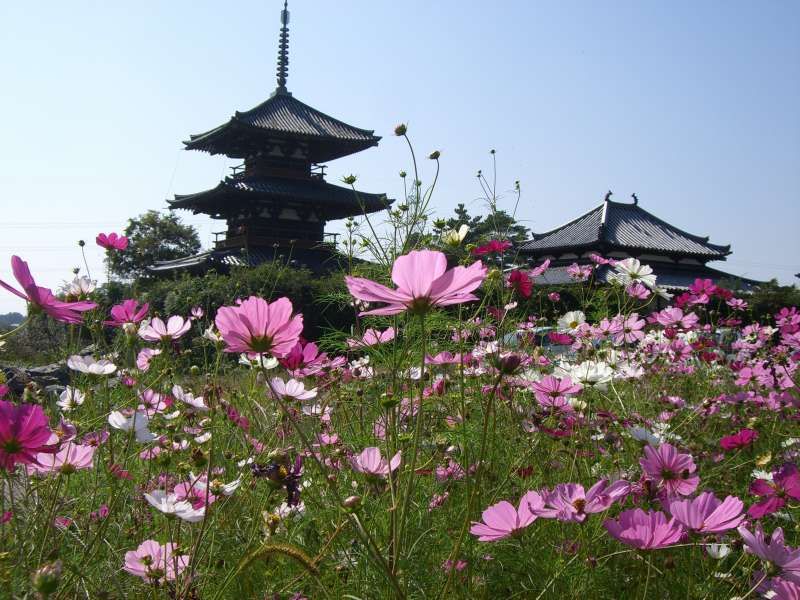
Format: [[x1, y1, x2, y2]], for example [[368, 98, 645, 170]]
[[67, 355, 117, 376], [0, 256, 96, 324], [604, 509, 685, 550], [96, 232, 128, 251], [738, 524, 800, 584], [529, 375, 582, 406], [172, 385, 209, 413], [215, 296, 303, 358], [626, 282, 651, 300], [138, 316, 191, 342], [269, 377, 317, 401], [123, 540, 189, 583], [610, 313, 646, 345], [136, 348, 161, 372], [347, 327, 396, 348], [469, 491, 544, 542], [29, 443, 95, 475], [639, 443, 700, 496], [345, 249, 487, 316], [667, 492, 744, 534], [535, 480, 630, 522], [349, 447, 401, 478]]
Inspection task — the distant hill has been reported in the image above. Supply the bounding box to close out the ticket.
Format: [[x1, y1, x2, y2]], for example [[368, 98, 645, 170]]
[[0, 312, 24, 328]]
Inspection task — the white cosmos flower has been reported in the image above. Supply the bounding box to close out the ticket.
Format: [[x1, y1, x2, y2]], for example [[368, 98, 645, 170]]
[[441, 224, 469, 246], [274, 501, 305, 520], [627, 426, 662, 445], [707, 544, 731, 559], [557, 311, 586, 333], [63, 275, 96, 297], [190, 472, 242, 496], [238, 354, 279, 369], [269, 377, 317, 401], [172, 385, 209, 413], [57, 386, 85, 411], [613, 258, 657, 289], [203, 325, 222, 343], [568, 360, 613, 389], [67, 355, 117, 376], [144, 490, 205, 522], [108, 410, 157, 443]]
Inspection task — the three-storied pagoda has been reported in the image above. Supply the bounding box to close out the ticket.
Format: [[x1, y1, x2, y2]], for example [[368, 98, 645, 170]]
[[151, 2, 389, 273], [519, 192, 761, 290]]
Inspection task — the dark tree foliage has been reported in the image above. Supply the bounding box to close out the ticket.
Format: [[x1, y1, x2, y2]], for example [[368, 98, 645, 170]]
[[443, 203, 530, 244], [106, 211, 201, 280]]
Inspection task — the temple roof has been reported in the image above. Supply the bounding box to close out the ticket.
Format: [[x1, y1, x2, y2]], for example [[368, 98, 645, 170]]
[[169, 175, 390, 220], [520, 198, 731, 259], [184, 92, 381, 162]]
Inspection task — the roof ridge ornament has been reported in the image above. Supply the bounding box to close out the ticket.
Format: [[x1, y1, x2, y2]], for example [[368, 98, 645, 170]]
[[603, 190, 612, 202], [275, 0, 291, 95], [631, 192, 639, 205]]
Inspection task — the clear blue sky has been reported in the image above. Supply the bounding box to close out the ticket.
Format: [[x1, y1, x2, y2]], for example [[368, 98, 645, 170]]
[[1, 1, 798, 314]]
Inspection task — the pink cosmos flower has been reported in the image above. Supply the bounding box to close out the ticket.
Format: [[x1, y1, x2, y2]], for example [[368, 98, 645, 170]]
[[530, 259, 551, 278], [639, 443, 700, 496], [566, 263, 593, 282], [349, 447, 401, 478], [29, 443, 95, 475], [215, 296, 303, 358], [347, 327, 396, 349], [124, 540, 189, 583], [652, 307, 699, 329], [469, 491, 544, 541], [748, 463, 800, 519], [425, 351, 465, 365], [471, 240, 512, 256], [610, 313, 646, 345], [720, 428, 758, 451], [667, 492, 744, 533], [345, 250, 487, 316], [138, 316, 191, 342], [96, 232, 128, 251], [548, 292, 560, 302], [535, 480, 630, 522], [0, 256, 96, 324], [738, 525, 800, 584], [190, 306, 204, 319], [104, 299, 149, 328], [530, 375, 582, 406], [626, 282, 651, 300], [604, 509, 685, 549], [0, 401, 53, 471], [136, 348, 161, 372]]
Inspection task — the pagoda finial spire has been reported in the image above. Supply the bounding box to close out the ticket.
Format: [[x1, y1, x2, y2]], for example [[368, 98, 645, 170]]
[[275, 0, 290, 94]]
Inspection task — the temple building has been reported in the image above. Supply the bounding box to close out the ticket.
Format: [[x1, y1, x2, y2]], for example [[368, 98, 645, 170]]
[[519, 193, 760, 291], [151, 2, 389, 274]]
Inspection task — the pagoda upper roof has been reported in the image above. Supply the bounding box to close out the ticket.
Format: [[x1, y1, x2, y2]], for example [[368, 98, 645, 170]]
[[520, 199, 731, 259], [169, 174, 390, 220], [184, 91, 380, 162]]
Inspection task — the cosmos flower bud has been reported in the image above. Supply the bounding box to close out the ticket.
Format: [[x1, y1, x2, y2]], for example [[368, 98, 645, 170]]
[[394, 123, 407, 136], [342, 174, 357, 185], [399, 170, 407, 178], [342, 495, 361, 509], [31, 560, 63, 597], [428, 150, 440, 160], [78, 240, 85, 247], [497, 353, 522, 375]]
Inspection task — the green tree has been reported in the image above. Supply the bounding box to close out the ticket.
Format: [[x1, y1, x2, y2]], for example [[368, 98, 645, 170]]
[[106, 210, 201, 280]]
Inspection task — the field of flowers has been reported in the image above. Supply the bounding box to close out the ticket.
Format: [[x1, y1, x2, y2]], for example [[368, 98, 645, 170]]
[[1, 151, 799, 599]]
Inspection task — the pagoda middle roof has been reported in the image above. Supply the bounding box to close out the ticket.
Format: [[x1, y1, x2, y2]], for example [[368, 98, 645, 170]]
[[184, 91, 380, 162], [169, 175, 390, 220], [520, 199, 731, 259]]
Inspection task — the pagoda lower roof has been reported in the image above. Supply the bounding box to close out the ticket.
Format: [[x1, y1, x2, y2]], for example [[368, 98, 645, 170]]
[[169, 175, 391, 220], [520, 200, 731, 259], [184, 91, 380, 162]]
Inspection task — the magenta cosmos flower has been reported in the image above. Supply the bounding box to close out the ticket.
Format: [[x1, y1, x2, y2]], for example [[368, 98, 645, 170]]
[[470, 491, 544, 541], [604, 509, 685, 550], [349, 447, 401, 478], [748, 463, 800, 519], [529, 375, 582, 406], [668, 492, 744, 534], [215, 296, 302, 358], [471, 239, 512, 256], [639, 443, 700, 496], [96, 232, 128, 251], [124, 540, 189, 583], [138, 316, 191, 342], [104, 299, 149, 328], [0, 256, 96, 324], [345, 250, 487, 316], [535, 480, 630, 523], [720, 428, 758, 451], [0, 401, 54, 471], [738, 525, 800, 585]]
